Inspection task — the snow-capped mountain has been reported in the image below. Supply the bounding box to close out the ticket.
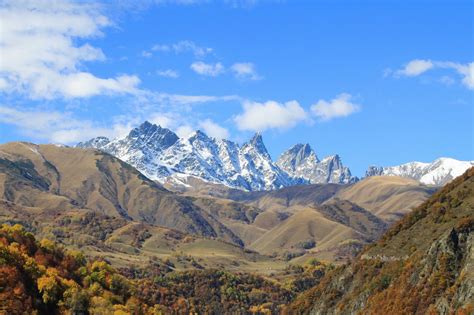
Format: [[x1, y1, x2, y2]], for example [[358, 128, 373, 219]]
[[276, 143, 357, 184], [78, 121, 179, 179], [365, 158, 474, 186], [77, 122, 306, 191]]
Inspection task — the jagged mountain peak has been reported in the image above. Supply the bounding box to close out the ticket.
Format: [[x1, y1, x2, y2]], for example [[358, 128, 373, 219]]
[[187, 129, 211, 142], [77, 136, 110, 149], [244, 132, 270, 158], [287, 143, 315, 158], [277, 144, 355, 184], [277, 143, 318, 172], [250, 132, 263, 144], [321, 154, 342, 166], [76, 122, 357, 190], [365, 165, 384, 177], [126, 122, 178, 149], [129, 121, 178, 140], [139, 120, 154, 129]]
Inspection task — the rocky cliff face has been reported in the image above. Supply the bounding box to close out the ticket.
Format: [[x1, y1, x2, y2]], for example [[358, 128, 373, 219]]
[[277, 143, 357, 184]]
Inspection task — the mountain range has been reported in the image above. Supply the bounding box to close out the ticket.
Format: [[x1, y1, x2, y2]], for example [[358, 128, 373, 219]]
[[77, 121, 356, 191], [0, 141, 433, 264], [77, 121, 472, 191], [0, 141, 471, 314]]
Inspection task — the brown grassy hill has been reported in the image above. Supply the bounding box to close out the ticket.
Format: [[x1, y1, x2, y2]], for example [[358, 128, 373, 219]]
[[288, 168, 474, 314], [173, 175, 343, 209], [189, 196, 265, 245], [249, 208, 363, 255], [333, 175, 435, 222], [249, 200, 387, 261], [0, 142, 242, 245], [178, 175, 429, 261]]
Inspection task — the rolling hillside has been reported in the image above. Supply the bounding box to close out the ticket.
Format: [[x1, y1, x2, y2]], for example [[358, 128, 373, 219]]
[[333, 175, 436, 222], [0, 142, 242, 244], [176, 174, 434, 260], [0, 141, 440, 269], [0, 142, 297, 272]]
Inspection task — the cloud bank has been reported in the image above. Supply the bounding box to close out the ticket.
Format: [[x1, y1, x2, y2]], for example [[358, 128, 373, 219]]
[[395, 59, 473, 90], [234, 100, 308, 132], [0, 0, 141, 99], [190, 62, 225, 76], [311, 93, 360, 121]]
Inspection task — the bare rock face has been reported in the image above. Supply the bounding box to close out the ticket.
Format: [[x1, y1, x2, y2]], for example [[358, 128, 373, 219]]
[[77, 122, 318, 191], [277, 143, 357, 184]]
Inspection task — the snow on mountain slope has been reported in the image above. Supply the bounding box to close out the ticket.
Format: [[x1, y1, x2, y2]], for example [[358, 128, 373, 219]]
[[78, 121, 179, 179], [77, 122, 306, 191], [276, 143, 357, 184], [238, 133, 300, 190], [365, 158, 474, 186]]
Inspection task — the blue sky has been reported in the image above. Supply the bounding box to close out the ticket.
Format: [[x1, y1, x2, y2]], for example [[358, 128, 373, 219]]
[[0, 0, 472, 176]]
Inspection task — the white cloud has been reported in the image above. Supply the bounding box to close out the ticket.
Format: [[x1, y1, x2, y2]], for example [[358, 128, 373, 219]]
[[234, 100, 308, 132], [310, 93, 360, 121], [461, 63, 474, 89], [436, 61, 474, 90], [60, 72, 140, 98], [0, 0, 141, 99], [0, 106, 124, 144], [439, 75, 455, 86], [176, 125, 194, 138], [230, 62, 261, 80], [146, 92, 240, 106], [198, 119, 229, 139], [141, 50, 153, 58], [152, 40, 213, 58], [190, 61, 225, 77], [148, 112, 175, 128], [157, 69, 180, 78], [394, 59, 473, 90], [396, 59, 434, 77]]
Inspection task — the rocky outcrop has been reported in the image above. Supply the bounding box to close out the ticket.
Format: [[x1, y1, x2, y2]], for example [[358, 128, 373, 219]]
[[277, 143, 357, 184], [288, 167, 474, 314]]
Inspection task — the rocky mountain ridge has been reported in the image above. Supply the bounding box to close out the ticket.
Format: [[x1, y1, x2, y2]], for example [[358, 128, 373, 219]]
[[77, 122, 355, 191], [276, 143, 356, 185], [77, 121, 472, 191]]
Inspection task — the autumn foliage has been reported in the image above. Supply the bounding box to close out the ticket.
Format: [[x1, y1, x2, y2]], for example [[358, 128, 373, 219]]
[[0, 223, 293, 314]]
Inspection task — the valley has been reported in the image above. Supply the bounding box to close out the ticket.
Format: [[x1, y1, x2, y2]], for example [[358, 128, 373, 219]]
[[0, 145, 472, 313], [0, 141, 442, 270], [0, 136, 471, 314]]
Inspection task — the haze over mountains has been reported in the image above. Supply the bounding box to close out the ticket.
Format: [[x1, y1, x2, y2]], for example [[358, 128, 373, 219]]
[[78, 121, 472, 191]]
